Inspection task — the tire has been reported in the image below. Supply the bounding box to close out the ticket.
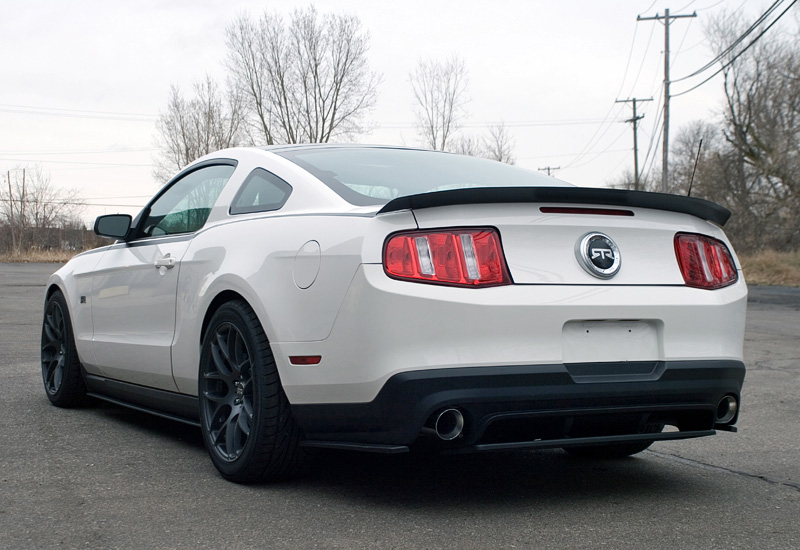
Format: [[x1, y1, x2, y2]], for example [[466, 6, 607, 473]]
[[40, 290, 87, 407], [198, 300, 304, 483], [563, 424, 663, 459]]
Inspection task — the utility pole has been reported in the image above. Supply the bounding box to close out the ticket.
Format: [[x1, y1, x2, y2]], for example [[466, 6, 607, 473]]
[[616, 97, 652, 190], [638, 8, 696, 193], [538, 166, 560, 177], [6, 171, 16, 253]]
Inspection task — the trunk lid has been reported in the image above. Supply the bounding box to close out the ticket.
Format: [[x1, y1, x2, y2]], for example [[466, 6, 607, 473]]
[[381, 189, 733, 286]]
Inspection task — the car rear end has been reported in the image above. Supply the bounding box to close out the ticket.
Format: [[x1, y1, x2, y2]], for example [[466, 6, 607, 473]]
[[271, 146, 746, 453]]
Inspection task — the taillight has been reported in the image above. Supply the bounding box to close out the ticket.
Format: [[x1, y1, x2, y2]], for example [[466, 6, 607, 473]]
[[384, 228, 511, 287], [674, 232, 738, 289]]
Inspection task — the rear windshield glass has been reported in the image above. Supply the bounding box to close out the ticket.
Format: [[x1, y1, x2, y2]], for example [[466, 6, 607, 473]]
[[275, 147, 568, 206]]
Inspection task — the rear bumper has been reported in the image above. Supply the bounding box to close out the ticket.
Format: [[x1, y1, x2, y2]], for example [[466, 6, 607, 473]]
[[291, 359, 745, 452], [276, 266, 747, 405]]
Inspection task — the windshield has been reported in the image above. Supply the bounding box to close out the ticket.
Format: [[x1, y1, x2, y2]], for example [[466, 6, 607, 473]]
[[275, 147, 568, 206]]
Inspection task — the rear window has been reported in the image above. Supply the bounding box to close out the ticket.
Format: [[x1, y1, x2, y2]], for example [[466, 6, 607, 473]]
[[275, 147, 566, 206]]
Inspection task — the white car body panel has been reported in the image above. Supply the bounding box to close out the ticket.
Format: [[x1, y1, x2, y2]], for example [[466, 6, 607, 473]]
[[413, 203, 735, 285], [168, 210, 416, 394], [89, 236, 191, 390], [274, 266, 747, 404]]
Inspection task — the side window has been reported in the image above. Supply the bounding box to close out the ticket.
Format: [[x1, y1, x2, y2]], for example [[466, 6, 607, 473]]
[[142, 164, 236, 237], [230, 168, 292, 215]]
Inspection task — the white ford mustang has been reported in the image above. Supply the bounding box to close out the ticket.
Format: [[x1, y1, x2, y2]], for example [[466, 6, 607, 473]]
[[41, 145, 746, 483]]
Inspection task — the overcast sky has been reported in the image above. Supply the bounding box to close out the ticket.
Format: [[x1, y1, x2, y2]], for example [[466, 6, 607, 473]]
[[1, 0, 795, 223]]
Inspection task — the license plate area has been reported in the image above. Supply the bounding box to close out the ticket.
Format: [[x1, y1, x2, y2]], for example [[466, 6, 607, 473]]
[[561, 320, 662, 364]]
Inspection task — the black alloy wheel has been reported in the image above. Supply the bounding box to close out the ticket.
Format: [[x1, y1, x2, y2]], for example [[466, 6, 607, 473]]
[[199, 300, 304, 483], [40, 291, 87, 407]]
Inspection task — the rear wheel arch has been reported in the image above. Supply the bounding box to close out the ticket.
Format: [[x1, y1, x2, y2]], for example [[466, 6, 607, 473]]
[[45, 283, 64, 303], [201, 290, 248, 346]]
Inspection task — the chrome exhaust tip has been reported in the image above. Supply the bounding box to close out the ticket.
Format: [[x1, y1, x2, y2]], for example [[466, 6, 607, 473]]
[[716, 395, 738, 424], [434, 408, 465, 441]]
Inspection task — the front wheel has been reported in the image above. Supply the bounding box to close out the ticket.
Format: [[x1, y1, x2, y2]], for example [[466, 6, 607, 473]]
[[198, 300, 304, 483], [40, 290, 87, 407]]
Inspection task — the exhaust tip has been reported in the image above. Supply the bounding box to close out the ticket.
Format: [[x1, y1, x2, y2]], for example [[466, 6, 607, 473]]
[[434, 408, 465, 441], [716, 395, 738, 424]]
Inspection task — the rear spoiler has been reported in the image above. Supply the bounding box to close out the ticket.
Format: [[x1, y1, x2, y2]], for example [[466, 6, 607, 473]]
[[377, 187, 731, 226]]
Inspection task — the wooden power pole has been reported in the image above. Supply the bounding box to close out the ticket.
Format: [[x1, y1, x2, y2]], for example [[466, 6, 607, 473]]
[[616, 97, 652, 189], [638, 8, 696, 193]]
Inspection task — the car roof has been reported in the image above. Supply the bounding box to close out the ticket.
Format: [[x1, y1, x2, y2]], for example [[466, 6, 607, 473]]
[[258, 143, 433, 154]]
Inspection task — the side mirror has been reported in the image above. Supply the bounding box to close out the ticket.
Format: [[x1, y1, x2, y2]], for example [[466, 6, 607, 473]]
[[94, 214, 132, 240]]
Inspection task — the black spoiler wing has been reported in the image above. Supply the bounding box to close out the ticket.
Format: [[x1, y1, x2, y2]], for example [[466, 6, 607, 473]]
[[377, 187, 731, 226]]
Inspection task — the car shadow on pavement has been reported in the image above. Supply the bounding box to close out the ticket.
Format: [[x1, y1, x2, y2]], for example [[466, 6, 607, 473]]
[[292, 446, 706, 510], [78, 399, 713, 511]]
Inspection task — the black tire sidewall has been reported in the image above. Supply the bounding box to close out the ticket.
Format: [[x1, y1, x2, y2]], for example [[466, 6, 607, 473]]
[[198, 301, 281, 481], [41, 291, 86, 407]]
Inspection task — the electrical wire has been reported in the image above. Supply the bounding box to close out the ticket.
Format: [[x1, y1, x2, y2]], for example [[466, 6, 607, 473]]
[[564, 21, 644, 169], [697, 0, 726, 12], [517, 148, 630, 161], [639, 1, 659, 17], [625, 21, 658, 99], [0, 157, 151, 167], [567, 126, 630, 170], [672, 0, 786, 83], [0, 103, 157, 119], [0, 148, 155, 156], [672, 0, 797, 97]]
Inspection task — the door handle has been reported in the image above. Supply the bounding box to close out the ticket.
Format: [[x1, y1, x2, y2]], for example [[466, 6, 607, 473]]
[[154, 255, 176, 269]]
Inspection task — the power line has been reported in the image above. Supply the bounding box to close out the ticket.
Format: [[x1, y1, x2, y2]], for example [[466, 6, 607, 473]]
[[0, 102, 157, 119], [624, 21, 657, 99], [0, 148, 155, 156], [565, 21, 645, 169], [378, 119, 608, 129], [0, 157, 151, 167], [568, 125, 630, 170], [672, 0, 785, 83], [517, 147, 630, 160], [672, 0, 798, 98], [0, 198, 146, 208]]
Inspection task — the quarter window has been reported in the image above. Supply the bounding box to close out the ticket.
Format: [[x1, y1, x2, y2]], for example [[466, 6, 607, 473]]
[[230, 168, 292, 215], [142, 164, 236, 237]]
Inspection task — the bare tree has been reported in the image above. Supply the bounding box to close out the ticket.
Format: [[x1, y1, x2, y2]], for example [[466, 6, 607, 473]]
[[446, 123, 516, 164], [607, 168, 656, 192], [1, 166, 84, 254], [447, 133, 484, 157], [153, 75, 244, 182], [700, 11, 800, 251], [225, 5, 380, 145], [410, 55, 469, 151], [484, 123, 516, 164]]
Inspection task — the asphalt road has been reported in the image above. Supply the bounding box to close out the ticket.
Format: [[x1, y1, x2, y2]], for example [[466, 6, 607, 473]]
[[1, 263, 798, 550]]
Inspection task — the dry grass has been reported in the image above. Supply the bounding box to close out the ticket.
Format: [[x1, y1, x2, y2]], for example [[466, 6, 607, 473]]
[[738, 250, 800, 287], [0, 249, 80, 263]]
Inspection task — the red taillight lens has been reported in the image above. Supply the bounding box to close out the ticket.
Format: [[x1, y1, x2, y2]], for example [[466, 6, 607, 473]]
[[384, 228, 511, 287], [674, 232, 738, 289]]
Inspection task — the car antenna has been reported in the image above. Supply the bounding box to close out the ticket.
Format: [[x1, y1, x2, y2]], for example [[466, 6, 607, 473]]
[[687, 139, 703, 197]]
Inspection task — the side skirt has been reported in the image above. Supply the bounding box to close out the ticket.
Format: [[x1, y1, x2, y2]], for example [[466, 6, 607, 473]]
[[84, 374, 200, 427]]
